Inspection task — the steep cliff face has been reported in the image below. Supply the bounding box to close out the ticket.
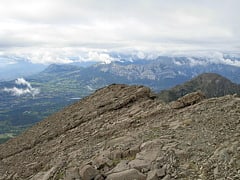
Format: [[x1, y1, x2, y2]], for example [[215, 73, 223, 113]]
[[0, 84, 239, 179]]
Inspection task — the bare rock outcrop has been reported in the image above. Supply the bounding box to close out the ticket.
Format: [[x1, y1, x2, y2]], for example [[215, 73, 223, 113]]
[[170, 91, 205, 109]]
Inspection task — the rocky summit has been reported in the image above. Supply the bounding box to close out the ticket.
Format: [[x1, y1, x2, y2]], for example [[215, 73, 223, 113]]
[[158, 73, 240, 103], [0, 84, 240, 179]]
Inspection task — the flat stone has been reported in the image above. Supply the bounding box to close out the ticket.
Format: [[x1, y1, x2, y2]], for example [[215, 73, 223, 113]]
[[106, 169, 146, 180], [129, 159, 151, 172]]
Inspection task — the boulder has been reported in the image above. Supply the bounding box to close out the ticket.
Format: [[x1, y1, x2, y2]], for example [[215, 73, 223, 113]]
[[170, 91, 205, 109], [129, 150, 158, 172], [79, 165, 99, 180], [106, 169, 146, 180], [92, 150, 113, 172]]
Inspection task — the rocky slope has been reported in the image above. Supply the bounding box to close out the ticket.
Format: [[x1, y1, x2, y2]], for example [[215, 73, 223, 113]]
[[158, 73, 240, 102], [0, 84, 239, 179]]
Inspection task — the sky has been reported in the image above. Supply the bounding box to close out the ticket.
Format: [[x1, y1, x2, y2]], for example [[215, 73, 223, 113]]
[[0, 0, 239, 64]]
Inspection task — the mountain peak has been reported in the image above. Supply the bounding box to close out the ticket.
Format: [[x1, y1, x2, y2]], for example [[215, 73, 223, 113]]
[[43, 64, 82, 74], [158, 73, 240, 102], [192, 72, 232, 83]]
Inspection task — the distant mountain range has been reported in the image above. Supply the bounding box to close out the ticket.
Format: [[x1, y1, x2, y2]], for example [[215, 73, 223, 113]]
[[0, 55, 240, 143], [33, 55, 240, 91], [1, 53, 240, 83]]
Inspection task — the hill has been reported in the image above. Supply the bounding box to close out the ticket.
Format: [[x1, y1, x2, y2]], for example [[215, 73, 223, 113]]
[[0, 84, 239, 179], [158, 73, 240, 102]]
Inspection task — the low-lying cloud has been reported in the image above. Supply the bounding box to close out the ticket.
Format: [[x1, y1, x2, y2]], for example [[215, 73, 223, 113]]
[[3, 78, 40, 97], [0, 0, 239, 64]]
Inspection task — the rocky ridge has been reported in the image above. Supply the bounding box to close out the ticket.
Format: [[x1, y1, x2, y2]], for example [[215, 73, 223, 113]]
[[0, 84, 239, 179]]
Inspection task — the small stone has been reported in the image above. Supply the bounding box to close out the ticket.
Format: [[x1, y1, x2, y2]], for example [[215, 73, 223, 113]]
[[147, 170, 158, 180], [147, 168, 165, 180], [94, 174, 105, 180], [156, 168, 165, 177], [110, 149, 123, 160], [214, 166, 219, 178], [162, 174, 171, 180], [129, 145, 140, 157]]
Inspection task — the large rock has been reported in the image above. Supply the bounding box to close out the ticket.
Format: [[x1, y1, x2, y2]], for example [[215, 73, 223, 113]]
[[107, 160, 130, 174], [106, 169, 146, 180], [79, 165, 99, 180], [129, 148, 159, 172], [170, 91, 205, 109], [64, 167, 80, 180], [92, 150, 113, 172]]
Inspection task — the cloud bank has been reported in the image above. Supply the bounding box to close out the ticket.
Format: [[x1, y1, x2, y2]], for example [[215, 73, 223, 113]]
[[3, 78, 40, 97], [0, 0, 239, 64]]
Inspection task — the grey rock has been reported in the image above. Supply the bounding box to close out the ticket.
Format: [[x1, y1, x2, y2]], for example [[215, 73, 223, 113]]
[[79, 165, 99, 180], [129, 159, 151, 172], [147, 168, 165, 180], [146, 170, 158, 180], [64, 167, 80, 180], [94, 174, 105, 180], [107, 160, 129, 174], [170, 91, 205, 109], [93, 150, 113, 172], [162, 174, 171, 180], [106, 169, 146, 180], [129, 150, 158, 171], [30, 166, 57, 180], [109, 149, 123, 160]]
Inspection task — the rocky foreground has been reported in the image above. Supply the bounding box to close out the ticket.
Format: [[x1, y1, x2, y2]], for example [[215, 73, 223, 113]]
[[0, 84, 239, 179]]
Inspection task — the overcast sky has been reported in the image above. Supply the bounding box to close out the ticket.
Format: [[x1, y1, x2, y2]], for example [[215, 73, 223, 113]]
[[0, 0, 239, 64]]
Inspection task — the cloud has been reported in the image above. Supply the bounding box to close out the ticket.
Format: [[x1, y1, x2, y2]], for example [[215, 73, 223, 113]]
[[3, 78, 40, 97], [0, 0, 239, 64], [3, 87, 31, 96], [87, 52, 114, 64], [172, 52, 240, 67], [15, 78, 31, 88], [208, 52, 240, 67]]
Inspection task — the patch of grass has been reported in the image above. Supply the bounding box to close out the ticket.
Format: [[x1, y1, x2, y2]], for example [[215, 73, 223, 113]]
[[55, 170, 65, 180]]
